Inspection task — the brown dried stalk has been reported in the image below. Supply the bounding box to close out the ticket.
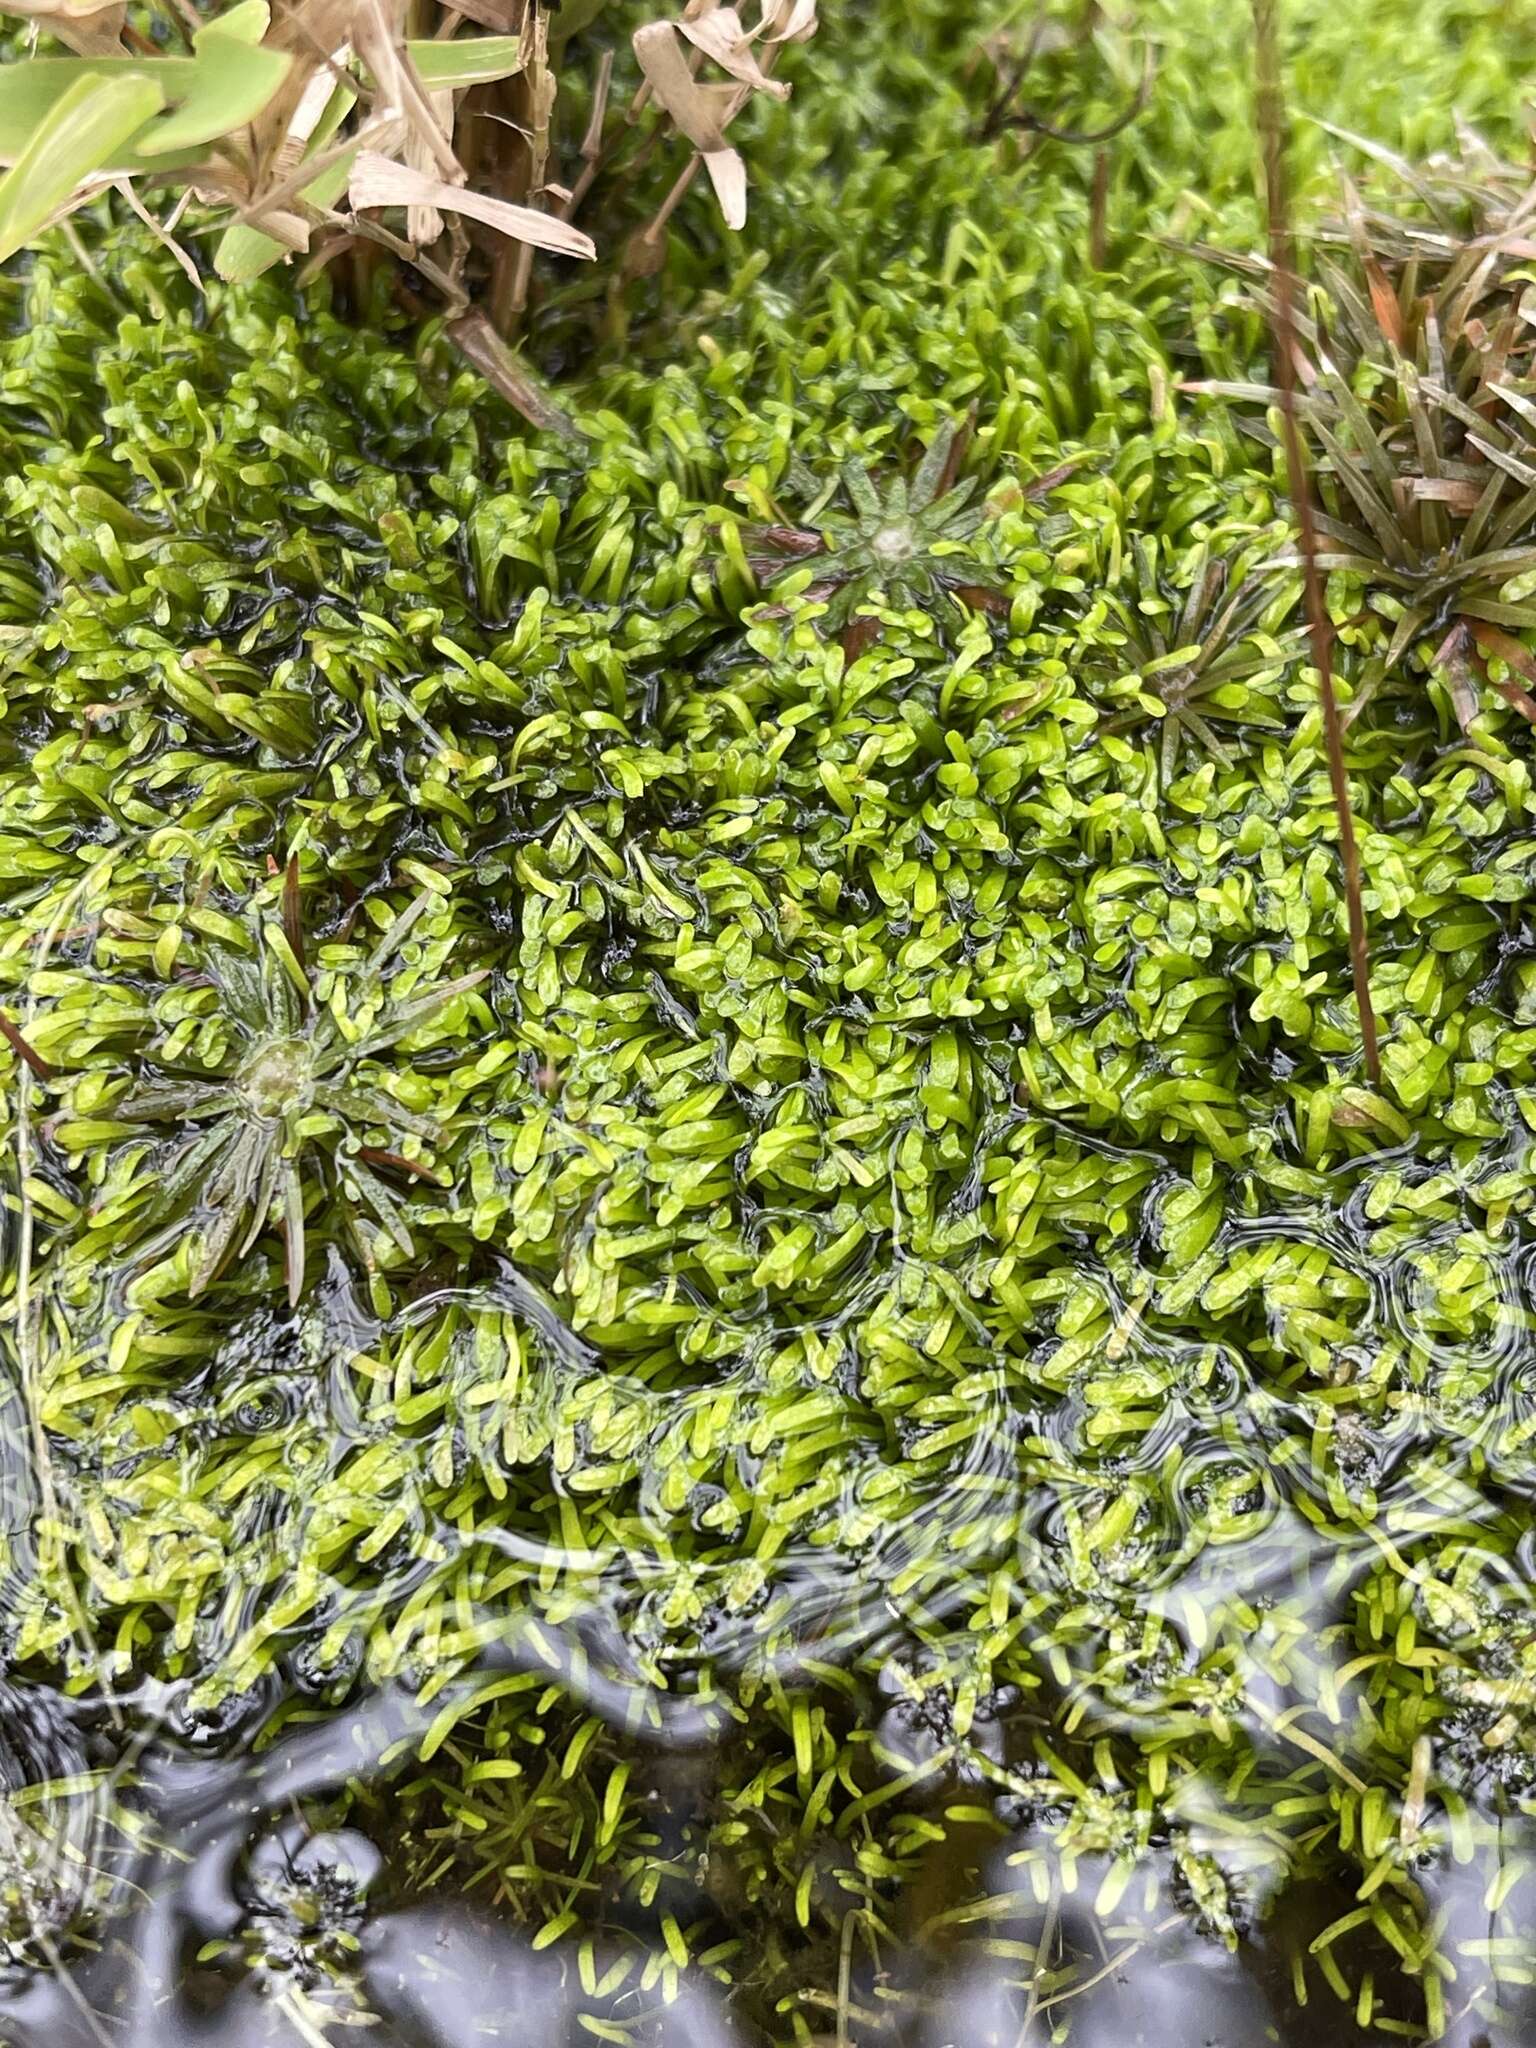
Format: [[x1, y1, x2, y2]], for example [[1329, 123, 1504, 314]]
[[446, 307, 584, 441], [0, 1012, 56, 1083], [1252, 0, 1380, 1084]]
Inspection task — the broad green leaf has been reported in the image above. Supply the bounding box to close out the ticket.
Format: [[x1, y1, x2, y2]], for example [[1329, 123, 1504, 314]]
[[403, 35, 524, 90], [0, 58, 187, 160], [134, 29, 291, 156], [0, 69, 162, 262], [0, 43, 289, 165], [194, 0, 270, 46]]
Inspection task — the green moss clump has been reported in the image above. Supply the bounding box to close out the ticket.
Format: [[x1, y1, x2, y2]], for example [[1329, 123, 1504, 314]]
[[3, 0, 1536, 2041]]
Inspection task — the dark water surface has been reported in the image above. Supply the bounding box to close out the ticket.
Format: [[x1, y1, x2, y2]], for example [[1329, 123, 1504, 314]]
[[0, 1691, 1529, 2047], [0, 1224, 1534, 2048]]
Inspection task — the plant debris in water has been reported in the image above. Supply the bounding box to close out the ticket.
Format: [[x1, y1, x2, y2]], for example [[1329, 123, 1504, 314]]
[[2, 0, 1536, 2044]]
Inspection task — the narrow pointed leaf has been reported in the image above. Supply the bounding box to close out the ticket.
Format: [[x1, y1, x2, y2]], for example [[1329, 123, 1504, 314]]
[[283, 1162, 306, 1306], [347, 1159, 415, 1257]]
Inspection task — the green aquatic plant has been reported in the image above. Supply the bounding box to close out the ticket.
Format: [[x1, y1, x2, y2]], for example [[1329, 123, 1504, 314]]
[[6, 207, 1536, 2042], [99, 886, 486, 1305], [2, 0, 1536, 2039], [1091, 536, 1300, 780], [746, 419, 997, 637]]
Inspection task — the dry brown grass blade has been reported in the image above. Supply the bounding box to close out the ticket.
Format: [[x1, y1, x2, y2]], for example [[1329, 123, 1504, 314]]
[[350, 150, 596, 255], [445, 0, 518, 26], [677, 7, 790, 97], [633, 15, 749, 227], [761, 0, 818, 39], [115, 177, 202, 291], [1253, 0, 1381, 1084], [253, 0, 360, 177], [404, 80, 453, 245], [352, 0, 460, 181]]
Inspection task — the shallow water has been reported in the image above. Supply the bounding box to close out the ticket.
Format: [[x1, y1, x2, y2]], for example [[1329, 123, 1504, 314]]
[[1, 1201, 1534, 2047], [0, 1688, 1530, 2045], [4, 8, 1536, 2026]]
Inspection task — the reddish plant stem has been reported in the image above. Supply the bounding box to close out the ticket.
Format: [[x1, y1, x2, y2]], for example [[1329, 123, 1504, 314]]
[[0, 1013, 55, 1082], [1253, 0, 1381, 1084], [1089, 146, 1110, 269], [1462, 618, 1536, 724]]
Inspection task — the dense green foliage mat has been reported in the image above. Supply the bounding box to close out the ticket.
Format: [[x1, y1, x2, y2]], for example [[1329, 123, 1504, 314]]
[[4, 0, 1536, 2040]]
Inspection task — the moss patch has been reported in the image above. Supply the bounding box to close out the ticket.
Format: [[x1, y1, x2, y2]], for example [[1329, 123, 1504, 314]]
[[4, 0, 1536, 2039]]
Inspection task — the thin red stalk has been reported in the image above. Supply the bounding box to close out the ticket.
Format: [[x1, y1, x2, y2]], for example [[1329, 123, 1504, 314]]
[[1252, 0, 1380, 1084], [0, 1012, 55, 1082]]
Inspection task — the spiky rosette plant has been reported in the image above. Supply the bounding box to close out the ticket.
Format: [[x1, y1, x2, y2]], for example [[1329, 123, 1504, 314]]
[[1091, 536, 1301, 781], [1193, 207, 1536, 733], [744, 420, 998, 639], [99, 888, 485, 1305], [1311, 125, 1536, 350]]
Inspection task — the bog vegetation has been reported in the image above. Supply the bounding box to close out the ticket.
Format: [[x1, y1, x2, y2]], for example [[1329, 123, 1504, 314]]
[[1, 0, 1536, 2043]]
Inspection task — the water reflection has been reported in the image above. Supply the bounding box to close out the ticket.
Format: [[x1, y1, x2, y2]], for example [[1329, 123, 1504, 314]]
[[0, 1176, 1533, 2044], [1, 1705, 1531, 2047]]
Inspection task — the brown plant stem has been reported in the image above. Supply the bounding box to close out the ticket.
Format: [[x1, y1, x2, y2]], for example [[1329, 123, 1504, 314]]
[[1461, 618, 1536, 725], [446, 308, 586, 442], [0, 1012, 56, 1082], [558, 48, 614, 221], [1253, 0, 1381, 1084], [1089, 146, 1110, 268]]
